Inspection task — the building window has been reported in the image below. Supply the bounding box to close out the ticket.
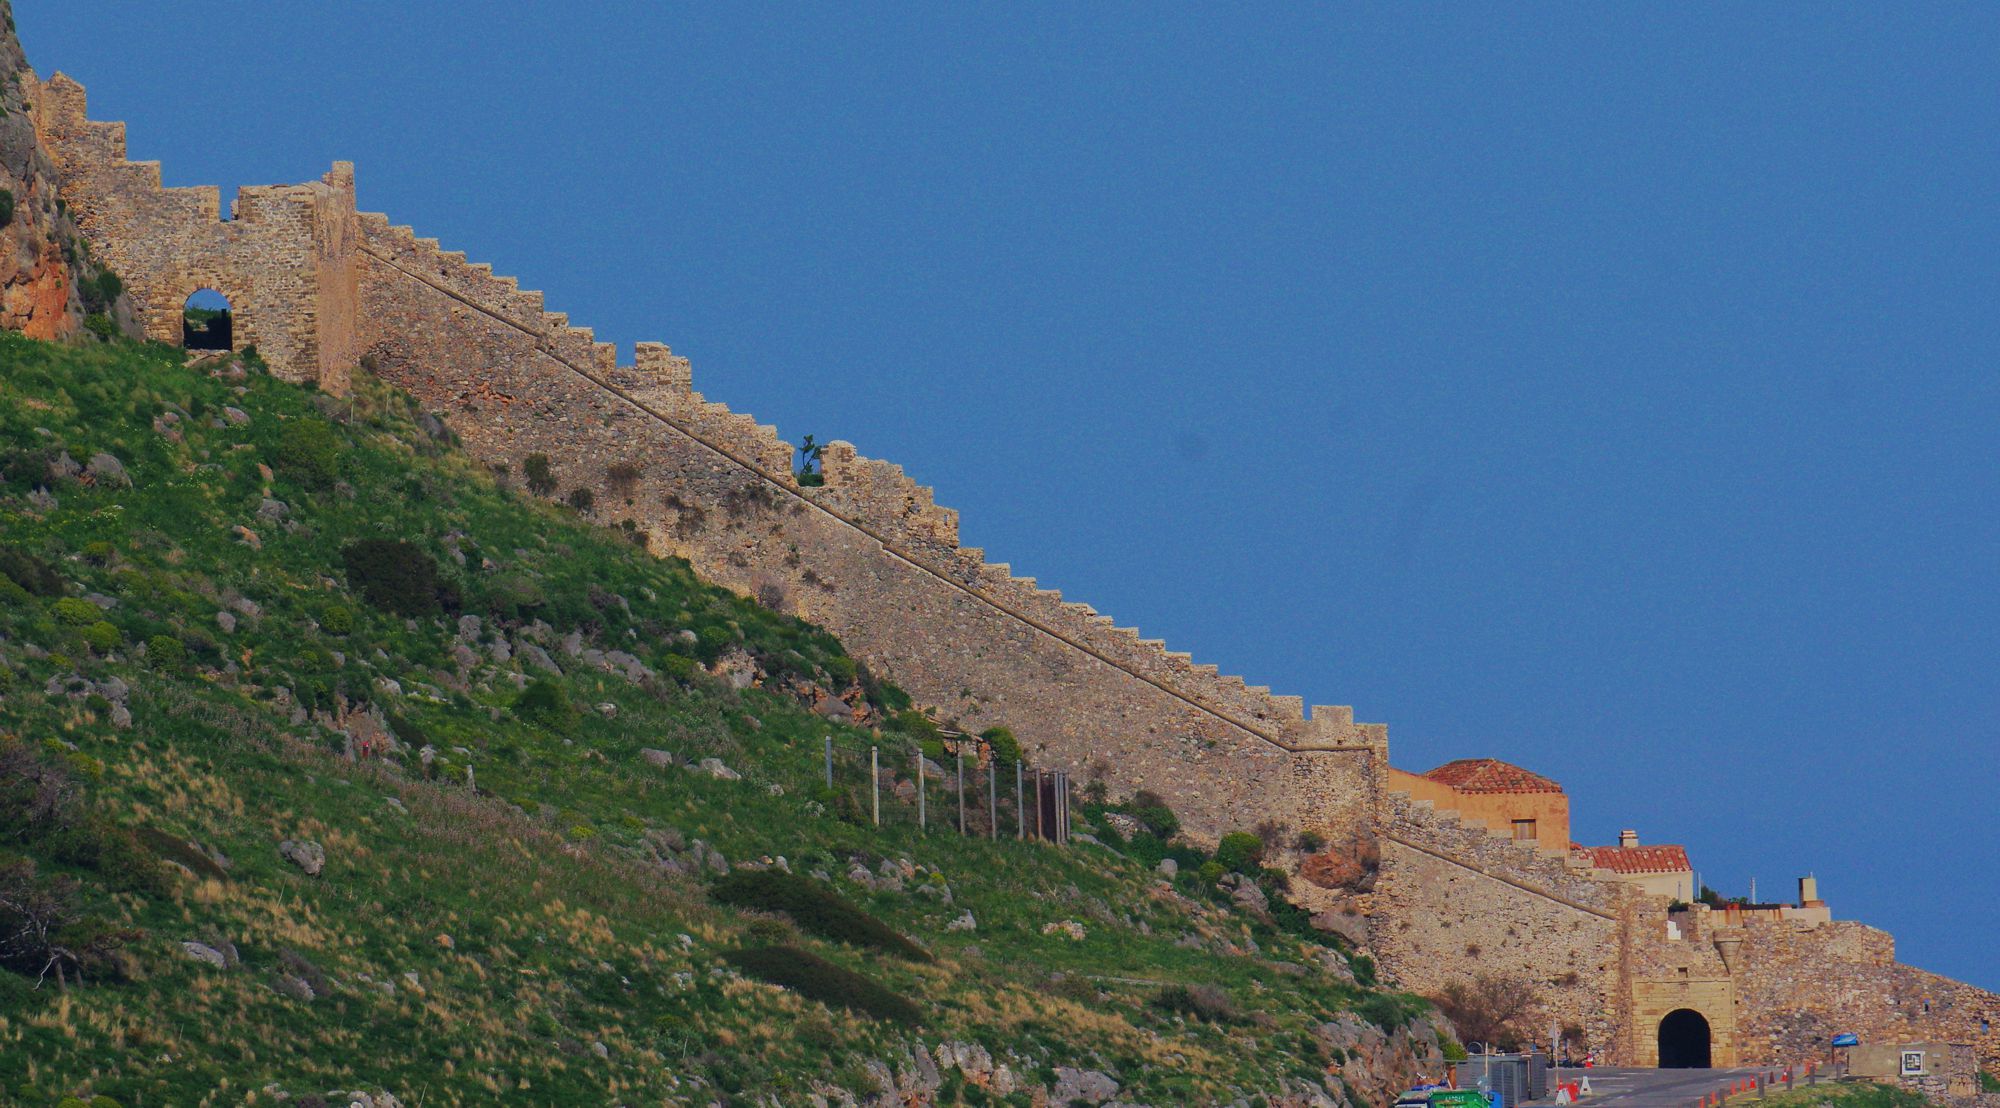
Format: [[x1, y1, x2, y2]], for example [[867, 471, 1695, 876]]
[[1512, 819, 1537, 841]]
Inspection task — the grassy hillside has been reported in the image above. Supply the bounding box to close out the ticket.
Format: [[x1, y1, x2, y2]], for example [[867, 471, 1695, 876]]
[[0, 334, 1433, 1106]]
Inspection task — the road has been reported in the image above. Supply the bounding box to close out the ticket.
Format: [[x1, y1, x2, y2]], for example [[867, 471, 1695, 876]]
[[1517, 1066, 1832, 1108]]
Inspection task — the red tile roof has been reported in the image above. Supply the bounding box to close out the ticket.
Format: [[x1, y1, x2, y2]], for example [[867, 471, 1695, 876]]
[[1583, 844, 1692, 875], [1421, 758, 1564, 795]]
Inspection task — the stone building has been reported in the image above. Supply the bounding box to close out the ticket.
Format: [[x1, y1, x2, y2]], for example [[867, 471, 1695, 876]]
[[1387, 758, 1572, 854], [1579, 831, 1694, 901], [14, 33, 2000, 1075]]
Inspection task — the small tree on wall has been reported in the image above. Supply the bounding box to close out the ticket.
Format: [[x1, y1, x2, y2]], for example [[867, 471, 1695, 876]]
[[1430, 974, 1544, 1052], [797, 434, 825, 487]]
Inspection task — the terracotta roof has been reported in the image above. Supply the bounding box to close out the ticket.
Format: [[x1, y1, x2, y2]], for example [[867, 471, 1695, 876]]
[[1421, 758, 1564, 795], [1583, 844, 1692, 875]]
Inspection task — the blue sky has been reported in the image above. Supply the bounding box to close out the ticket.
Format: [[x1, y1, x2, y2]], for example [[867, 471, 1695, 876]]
[[23, 3, 1998, 989]]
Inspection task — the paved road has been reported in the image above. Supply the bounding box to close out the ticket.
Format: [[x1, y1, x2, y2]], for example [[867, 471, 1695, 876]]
[[1518, 1067, 1774, 1108]]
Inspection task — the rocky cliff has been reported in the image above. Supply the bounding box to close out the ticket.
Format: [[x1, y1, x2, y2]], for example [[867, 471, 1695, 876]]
[[0, 0, 127, 338]]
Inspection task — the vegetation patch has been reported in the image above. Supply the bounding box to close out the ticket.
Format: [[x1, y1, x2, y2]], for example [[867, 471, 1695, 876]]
[[710, 869, 931, 962], [722, 945, 921, 1025]]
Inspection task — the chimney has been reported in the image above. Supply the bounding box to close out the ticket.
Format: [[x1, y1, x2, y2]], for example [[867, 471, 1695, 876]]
[[1619, 829, 1639, 849], [1799, 874, 1824, 908]]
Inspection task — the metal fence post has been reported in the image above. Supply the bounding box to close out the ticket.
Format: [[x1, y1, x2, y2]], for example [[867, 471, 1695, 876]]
[[1015, 760, 1024, 840], [870, 746, 880, 827]]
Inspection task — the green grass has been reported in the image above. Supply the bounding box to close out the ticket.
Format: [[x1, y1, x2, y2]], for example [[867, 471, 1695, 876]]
[[0, 333, 1425, 1105], [1752, 1083, 1932, 1108]]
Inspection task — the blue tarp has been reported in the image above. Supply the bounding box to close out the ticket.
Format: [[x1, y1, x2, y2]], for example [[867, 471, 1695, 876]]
[[1832, 1034, 1860, 1047]]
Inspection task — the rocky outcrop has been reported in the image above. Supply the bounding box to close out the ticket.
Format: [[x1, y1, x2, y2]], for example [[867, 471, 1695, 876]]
[[0, 0, 130, 339]]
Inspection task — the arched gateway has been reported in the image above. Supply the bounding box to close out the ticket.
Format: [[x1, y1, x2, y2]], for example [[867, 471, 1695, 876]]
[[1658, 1008, 1713, 1069]]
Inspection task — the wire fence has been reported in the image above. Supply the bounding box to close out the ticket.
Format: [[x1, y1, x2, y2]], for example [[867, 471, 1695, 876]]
[[818, 735, 1072, 844]]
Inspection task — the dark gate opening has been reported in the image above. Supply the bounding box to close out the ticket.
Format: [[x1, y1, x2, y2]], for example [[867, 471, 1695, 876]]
[[183, 289, 233, 351], [1658, 1008, 1713, 1069]]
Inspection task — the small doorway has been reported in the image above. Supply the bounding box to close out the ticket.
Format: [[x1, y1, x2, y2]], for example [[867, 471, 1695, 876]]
[[1658, 1008, 1712, 1068], [183, 289, 233, 351]]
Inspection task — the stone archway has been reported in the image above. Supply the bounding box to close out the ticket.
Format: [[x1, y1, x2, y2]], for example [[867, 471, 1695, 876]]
[[182, 288, 233, 350], [1658, 1008, 1713, 1069]]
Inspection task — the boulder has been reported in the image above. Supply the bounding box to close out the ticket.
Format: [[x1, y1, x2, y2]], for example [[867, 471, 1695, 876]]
[[181, 941, 229, 968], [696, 757, 741, 781], [1052, 1067, 1120, 1106], [279, 839, 326, 877]]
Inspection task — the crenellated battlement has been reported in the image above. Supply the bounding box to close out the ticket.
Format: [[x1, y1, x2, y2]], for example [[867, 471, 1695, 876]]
[[29, 59, 1384, 848], [26, 71, 359, 391]]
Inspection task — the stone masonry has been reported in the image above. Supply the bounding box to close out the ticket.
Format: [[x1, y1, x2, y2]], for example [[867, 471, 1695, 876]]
[[25, 74, 356, 391], [17, 40, 2000, 1075]]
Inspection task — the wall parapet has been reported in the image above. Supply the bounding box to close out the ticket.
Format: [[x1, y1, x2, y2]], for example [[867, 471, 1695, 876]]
[[349, 212, 1386, 845]]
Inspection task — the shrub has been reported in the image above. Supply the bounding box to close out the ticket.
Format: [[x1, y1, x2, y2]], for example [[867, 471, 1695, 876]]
[[52, 597, 101, 626], [709, 869, 931, 962], [0, 544, 62, 596], [80, 621, 121, 653], [145, 628, 186, 664], [605, 460, 643, 496], [512, 678, 577, 734], [1293, 829, 1328, 854], [340, 539, 457, 616], [83, 314, 117, 341], [1428, 974, 1539, 1047], [268, 419, 343, 489], [1195, 860, 1226, 885], [0, 188, 13, 227], [1215, 831, 1265, 874], [722, 946, 920, 1025], [980, 726, 1022, 765], [79, 270, 123, 314], [1153, 983, 1236, 1022], [1128, 789, 1180, 840], [820, 652, 857, 686], [319, 604, 355, 635], [565, 486, 595, 513], [523, 453, 556, 495], [132, 827, 227, 881]]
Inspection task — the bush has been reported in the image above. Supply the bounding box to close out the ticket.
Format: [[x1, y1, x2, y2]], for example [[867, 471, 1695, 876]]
[[83, 314, 117, 341], [145, 632, 186, 668], [340, 539, 457, 616], [512, 678, 577, 733], [565, 486, 594, 513], [1215, 831, 1265, 874], [523, 453, 556, 496], [1128, 790, 1180, 840], [52, 597, 100, 626], [1293, 829, 1328, 854], [319, 604, 355, 635], [268, 419, 344, 489], [80, 621, 121, 653], [1195, 860, 1225, 885], [1153, 983, 1236, 1022], [980, 726, 1022, 765], [709, 869, 931, 962], [0, 188, 13, 227], [79, 270, 123, 314], [722, 946, 920, 1025]]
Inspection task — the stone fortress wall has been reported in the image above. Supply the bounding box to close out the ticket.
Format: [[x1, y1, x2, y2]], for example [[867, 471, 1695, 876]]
[[1369, 791, 1628, 1055], [1375, 771, 2000, 1070], [22, 61, 2000, 1073], [348, 212, 1387, 848], [20, 70, 1389, 850], [24, 74, 357, 392]]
